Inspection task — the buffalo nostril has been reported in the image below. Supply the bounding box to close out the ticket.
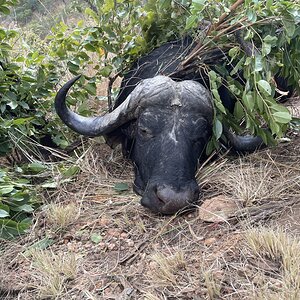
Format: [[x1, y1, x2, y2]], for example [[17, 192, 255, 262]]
[[156, 195, 166, 204], [156, 189, 168, 205]]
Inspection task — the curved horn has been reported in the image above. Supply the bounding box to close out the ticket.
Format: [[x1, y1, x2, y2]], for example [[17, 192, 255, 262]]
[[55, 75, 196, 137], [55, 75, 140, 137], [223, 126, 265, 153]]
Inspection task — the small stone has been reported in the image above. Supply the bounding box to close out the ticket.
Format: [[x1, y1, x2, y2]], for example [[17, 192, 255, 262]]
[[127, 240, 134, 247], [99, 217, 110, 226], [120, 232, 128, 238], [204, 237, 217, 246], [149, 261, 157, 270], [108, 243, 116, 250], [107, 228, 120, 237], [212, 269, 224, 280], [98, 242, 106, 250]]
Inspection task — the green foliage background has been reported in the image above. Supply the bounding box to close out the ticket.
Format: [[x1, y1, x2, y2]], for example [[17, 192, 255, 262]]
[[0, 0, 299, 238]]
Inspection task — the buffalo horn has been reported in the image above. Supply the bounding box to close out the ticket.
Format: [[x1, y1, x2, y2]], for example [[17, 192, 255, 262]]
[[223, 126, 265, 153], [55, 75, 141, 136]]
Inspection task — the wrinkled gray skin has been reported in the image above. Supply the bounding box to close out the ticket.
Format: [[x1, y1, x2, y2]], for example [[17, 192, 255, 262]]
[[56, 76, 215, 214]]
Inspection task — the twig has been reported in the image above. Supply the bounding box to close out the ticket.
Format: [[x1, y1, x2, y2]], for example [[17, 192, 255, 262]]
[[213, 0, 245, 30], [119, 240, 148, 265], [181, 0, 245, 67], [107, 72, 121, 112]]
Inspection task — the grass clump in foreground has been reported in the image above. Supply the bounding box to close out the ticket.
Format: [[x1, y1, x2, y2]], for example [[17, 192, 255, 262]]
[[46, 202, 80, 232], [149, 250, 186, 285], [30, 249, 78, 299], [245, 227, 300, 299]]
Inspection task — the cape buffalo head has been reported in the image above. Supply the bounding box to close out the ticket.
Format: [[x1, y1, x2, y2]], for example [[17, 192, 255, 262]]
[[55, 76, 214, 214]]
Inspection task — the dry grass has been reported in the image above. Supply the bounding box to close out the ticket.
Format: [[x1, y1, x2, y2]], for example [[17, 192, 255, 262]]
[[245, 227, 300, 299], [46, 202, 80, 232], [148, 250, 186, 285], [1, 136, 299, 299], [205, 159, 300, 207], [30, 250, 78, 299]]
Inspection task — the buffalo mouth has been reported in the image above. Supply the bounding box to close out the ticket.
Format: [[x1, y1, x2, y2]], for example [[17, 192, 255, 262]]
[[140, 181, 200, 215]]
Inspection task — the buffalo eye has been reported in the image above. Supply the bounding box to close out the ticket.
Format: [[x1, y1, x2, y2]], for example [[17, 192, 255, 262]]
[[138, 126, 154, 139]]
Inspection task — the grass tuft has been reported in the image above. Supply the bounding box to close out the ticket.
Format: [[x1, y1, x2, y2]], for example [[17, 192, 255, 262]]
[[149, 250, 186, 285], [205, 158, 300, 208], [30, 250, 78, 299], [46, 202, 80, 231], [203, 270, 222, 300], [245, 227, 300, 299]]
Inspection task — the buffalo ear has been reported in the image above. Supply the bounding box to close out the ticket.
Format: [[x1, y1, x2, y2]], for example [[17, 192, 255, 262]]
[[104, 121, 137, 157], [104, 129, 124, 149]]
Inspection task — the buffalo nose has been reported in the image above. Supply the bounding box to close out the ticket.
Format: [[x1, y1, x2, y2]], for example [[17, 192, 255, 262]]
[[153, 182, 200, 214]]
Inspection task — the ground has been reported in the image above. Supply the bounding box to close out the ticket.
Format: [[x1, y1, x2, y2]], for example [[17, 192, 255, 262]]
[[0, 101, 300, 300]]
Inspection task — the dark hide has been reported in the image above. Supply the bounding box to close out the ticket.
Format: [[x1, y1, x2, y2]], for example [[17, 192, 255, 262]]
[[129, 79, 213, 214]]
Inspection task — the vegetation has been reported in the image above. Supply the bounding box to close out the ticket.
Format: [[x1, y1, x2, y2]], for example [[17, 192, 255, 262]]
[[0, 0, 299, 232], [0, 2, 300, 299]]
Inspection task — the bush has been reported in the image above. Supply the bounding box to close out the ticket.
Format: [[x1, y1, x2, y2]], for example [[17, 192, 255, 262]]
[[0, 168, 36, 239]]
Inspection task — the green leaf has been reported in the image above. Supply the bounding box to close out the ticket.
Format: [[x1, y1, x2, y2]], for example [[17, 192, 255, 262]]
[[85, 82, 97, 95], [185, 15, 198, 30], [12, 117, 34, 125], [213, 119, 223, 140], [257, 80, 272, 96], [0, 5, 10, 15], [205, 138, 219, 156], [228, 47, 239, 59], [0, 219, 30, 239], [62, 166, 80, 178], [0, 209, 9, 218], [7, 100, 18, 109], [273, 112, 292, 124], [114, 182, 129, 192], [254, 55, 263, 72], [263, 35, 277, 45], [0, 185, 14, 195], [27, 162, 47, 174], [11, 204, 34, 213], [242, 93, 255, 111], [85, 7, 99, 21], [98, 66, 112, 77], [234, 101, 244, 121], [0, 203, 9, 213], [67, 60, 80, 73], [283, 15, 295, 37], [27, 237, 54, 251], [41, 181, 58, 188], [266, 0, 272, 9], [230, 57, 245, 76], [262, 43, 271, 56], [270, 119, 280, 135], [90, 233, 102, 244]]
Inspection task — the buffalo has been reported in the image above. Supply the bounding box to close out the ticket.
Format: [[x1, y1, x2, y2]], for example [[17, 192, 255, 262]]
[[55, 36, 290, 214]]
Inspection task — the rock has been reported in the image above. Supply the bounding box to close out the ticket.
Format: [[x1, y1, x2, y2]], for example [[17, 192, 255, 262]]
[[127, 240, 134, 247], [204, 237, 217, 246], [198, 195, 239, 223], [120, 232, 128, 239]]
